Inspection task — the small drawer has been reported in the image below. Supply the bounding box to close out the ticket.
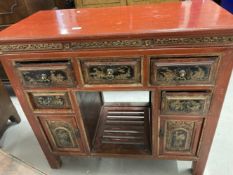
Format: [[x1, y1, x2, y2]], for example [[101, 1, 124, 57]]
[[80, 58, 141, 85], [27, 91, 72, 113], [161, 92, 211, 116], [151, 56, 218, 85], [15, 60, 76, 88]]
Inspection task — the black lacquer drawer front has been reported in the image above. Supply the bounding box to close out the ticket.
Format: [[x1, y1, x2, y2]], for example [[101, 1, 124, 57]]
[[161, 92, 211, 116], [151, 56, 218, 85], [15, 60, 76, 88], [27, 91, 72, 112], [80, 58, 141, 85]]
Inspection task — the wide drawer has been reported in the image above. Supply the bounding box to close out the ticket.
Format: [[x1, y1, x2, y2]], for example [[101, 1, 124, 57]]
[[80, 58, 141, 85], [161, 92, 211, 116], [15, 60, 76, 88], [150, 56, 218, 85]]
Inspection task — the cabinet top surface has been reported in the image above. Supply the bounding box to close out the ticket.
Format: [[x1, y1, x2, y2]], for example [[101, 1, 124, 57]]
[[1, 0, 233, 42]]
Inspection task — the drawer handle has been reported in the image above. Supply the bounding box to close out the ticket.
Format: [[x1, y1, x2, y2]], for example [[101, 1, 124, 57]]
[[106, 68, 115, 80], [178, 69, 186, 78]]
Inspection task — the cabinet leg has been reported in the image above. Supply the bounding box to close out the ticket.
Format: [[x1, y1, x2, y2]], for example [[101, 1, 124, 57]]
[[45, 154, 62, 169]]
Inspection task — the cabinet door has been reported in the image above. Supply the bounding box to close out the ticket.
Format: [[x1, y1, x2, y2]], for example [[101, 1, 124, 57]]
[[159, 117, 203, 158], [39, 116, 84, 153]]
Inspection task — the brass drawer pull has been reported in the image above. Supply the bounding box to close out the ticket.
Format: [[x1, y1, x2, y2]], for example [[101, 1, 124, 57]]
[[106, 68, 115, 80]]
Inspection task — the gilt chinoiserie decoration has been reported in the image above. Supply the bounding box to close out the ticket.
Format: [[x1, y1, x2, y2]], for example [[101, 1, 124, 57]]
[[161, 92, 211, 115], [159, 117, 203, 157], [165, 120, 194, 152], [0, 1, 233, 175], [39, 116, 83, 152], [27, 92, 72, 111], [15, 60, 76, 88], [151, 57, 218, 85], [80, 58, 141, 85]]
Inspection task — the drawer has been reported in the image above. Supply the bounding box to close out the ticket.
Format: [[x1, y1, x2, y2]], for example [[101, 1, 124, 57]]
[[151, 56, 218, 85], [76, 0, 126, 7], [27, 91, 72, 113], [39, 115, 84, 153], [161, 92, 211, 116], [80, 58, 141, 85], [15, 60, 76, 88]]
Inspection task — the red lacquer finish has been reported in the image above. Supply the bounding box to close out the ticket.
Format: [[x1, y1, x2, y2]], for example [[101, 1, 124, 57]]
[[0, 0, 233, 41], [0, 1, 233, 175]]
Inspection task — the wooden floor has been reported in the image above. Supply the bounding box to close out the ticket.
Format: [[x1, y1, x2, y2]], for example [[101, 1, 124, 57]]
[[0, 149, 46, 175]]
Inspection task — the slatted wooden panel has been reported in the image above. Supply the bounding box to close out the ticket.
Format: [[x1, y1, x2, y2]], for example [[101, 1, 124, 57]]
[[93, 106, 151, 155]]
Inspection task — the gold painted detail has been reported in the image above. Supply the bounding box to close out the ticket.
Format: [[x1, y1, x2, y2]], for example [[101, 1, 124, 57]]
[[157, 65, 210, 83], [168, 100, 204, 114], [0, 43, 66, 52], [36, 96, 65, 107], [1, 35, 233, 52], [89, 65, 133, 81], [70, 39, 154, 49], [165, 120, 194, 152], [22, 70, 69, 86], [48, 121, 78, 148]]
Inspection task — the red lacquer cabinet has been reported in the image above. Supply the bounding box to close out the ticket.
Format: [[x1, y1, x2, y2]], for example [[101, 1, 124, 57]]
[[0, 1, 233, 175]]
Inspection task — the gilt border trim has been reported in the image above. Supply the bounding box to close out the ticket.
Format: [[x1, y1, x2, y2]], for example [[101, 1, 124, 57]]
[[0, 35, 233, 52]]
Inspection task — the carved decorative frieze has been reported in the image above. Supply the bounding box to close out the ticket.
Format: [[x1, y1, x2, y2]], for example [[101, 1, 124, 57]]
[[165, 120, 194, 152], [0, 43, 66, 52], [48, 121, 78, 148], [1, 35, 233, 52], [70, 39, 154, 49]]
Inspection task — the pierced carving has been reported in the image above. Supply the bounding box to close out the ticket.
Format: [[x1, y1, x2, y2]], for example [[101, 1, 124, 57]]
[[48, 121, 78, 148], [157, 65, 210, 83], [165, 120, 194, 152], [1, 35, 233, 52]]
